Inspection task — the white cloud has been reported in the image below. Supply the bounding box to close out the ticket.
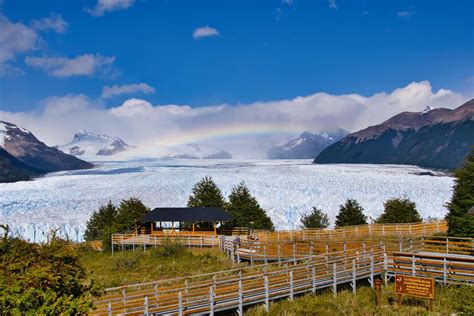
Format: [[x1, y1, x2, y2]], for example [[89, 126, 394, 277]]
[[85, 0, 135, 17], [0, 81, 467, 157], [32, 13, 68, 34], [328, 0, 338, 9], [0, 15, 38, 76], [101, 83, 156, 98], [193, 26, 220, 39], [282, 0, 294, 5], [398, 9, 415, 18], [25, 53, 116, 78]]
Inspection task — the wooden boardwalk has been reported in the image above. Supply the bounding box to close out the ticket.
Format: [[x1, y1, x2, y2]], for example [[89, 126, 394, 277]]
[[91, 222, 474, 315], [90, 248, 385, 315]]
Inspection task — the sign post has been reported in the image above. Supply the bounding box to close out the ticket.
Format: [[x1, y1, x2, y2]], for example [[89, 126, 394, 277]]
[[395, 275, 435, 311], [374, 279, 382, 306]]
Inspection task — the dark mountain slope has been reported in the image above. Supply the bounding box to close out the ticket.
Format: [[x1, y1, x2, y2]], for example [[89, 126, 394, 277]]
[[0, 148, 41, 183], [314, 100, 474, 170]]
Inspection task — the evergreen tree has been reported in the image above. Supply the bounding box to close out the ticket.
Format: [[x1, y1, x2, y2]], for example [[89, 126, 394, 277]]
[[115, 197, 151, 232], [187, 176, 225, 208], [335, 199, 367, 227], [84, 201, 117, 241], [300, 207, 329, 229], [446, 149, 474, 237], [376, 197, 422, 223], [226, 182, 274, 230]]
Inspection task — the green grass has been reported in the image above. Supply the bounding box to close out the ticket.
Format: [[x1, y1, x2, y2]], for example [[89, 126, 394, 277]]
[[79, 246, 239, 288], [246, 283, 474, 316]]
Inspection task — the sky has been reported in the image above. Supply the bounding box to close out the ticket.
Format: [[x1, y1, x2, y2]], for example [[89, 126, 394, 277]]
[[0, 0, 473, 157]]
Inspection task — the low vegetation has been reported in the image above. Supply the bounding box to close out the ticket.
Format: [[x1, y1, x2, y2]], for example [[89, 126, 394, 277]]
[[246, 284, 474, 315], [78, 244, 238, 288]]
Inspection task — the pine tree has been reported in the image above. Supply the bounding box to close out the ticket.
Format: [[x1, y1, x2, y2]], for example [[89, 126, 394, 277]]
[[187, 176, 225, 208], [335, 199, 367, 227], [84, 201, 117, 241], [115, 197, 151, 232], [376, 197, 422, 223], [300, 207, 329, 229], [446, 149, 474, 237], [226, 182, 274, 230]]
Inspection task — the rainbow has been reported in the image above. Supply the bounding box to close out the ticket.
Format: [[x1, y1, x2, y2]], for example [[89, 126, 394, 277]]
[[145, 123, 305, 146]]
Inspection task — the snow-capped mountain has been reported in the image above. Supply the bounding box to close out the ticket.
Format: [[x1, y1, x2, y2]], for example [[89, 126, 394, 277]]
[[0, 121, 92, 183], [267, 130, 348, 159], [59, 130, 131, 156]]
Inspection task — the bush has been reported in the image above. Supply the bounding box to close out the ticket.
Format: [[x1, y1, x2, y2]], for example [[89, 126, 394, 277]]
[[335, 199, 367, 227], [376, 198, 422, 223], [446, 149, 474, 237], [300, 208, 329, 229], [0, 235, 102, 314], [153, 238, 186, 257], [112, 252, 142, 270]]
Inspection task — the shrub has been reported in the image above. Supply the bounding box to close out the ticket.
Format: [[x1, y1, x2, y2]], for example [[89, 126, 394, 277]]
[[153, 238, 187, 257], [376, 197, 422, 223], [335, 199, 367, 227], [0, 235, 102, 314], [300, 207, 329, 229]]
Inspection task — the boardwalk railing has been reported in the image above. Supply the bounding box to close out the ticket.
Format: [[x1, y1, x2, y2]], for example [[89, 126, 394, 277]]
[[387, 252, 474, 285], [90, 247, 385, 315], [111, 234, 222, 252], [252, 221, 447, 241]]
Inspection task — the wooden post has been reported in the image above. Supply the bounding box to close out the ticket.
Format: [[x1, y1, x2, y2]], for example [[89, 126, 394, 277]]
[[412, 255, 416, 276], [144, 296, 149, 316], [289, 271, 294, 301], [370, 254, 374, 288], [293, 242, 297, 265], [351, 259, 356, 294], [375, 279, 382, 306], [332, 262, 337, 297], [311, 266, 316, 294], [107, 302, 112, 316], [443, 257, 447, 285], [150, 222, 153, 234], [178, 290, 183, 316], [383, 252, 388, 285], [278, 241, 281, 263], [264, 274, 269, 312], [213, 222, 217, 236], [264, 244, 267, 265], [209, 286, 214, 316], [154, 282, 159, 305], [192, 223, 195, 235], [238, 274, 243, 316]]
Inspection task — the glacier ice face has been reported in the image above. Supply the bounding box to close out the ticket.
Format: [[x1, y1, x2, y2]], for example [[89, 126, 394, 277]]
[[0, 159, 454, 241]]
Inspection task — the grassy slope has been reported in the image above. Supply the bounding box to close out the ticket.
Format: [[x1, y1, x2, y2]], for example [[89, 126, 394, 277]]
[[79, 247, 239, 288], [247, 284, 474, 315]]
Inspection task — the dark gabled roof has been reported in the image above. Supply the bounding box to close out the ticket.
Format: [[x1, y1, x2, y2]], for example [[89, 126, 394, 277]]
[[140, 207, 233, 223]]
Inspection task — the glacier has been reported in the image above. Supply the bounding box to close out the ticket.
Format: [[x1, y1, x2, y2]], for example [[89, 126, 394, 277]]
[[0, 159, 454, 241]]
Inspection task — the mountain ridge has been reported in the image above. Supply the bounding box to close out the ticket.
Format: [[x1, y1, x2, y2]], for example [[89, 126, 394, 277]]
[[314, 100, 474, 170]]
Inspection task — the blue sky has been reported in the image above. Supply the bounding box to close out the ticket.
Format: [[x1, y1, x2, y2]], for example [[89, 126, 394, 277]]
[[1, 0, 473, 113]]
